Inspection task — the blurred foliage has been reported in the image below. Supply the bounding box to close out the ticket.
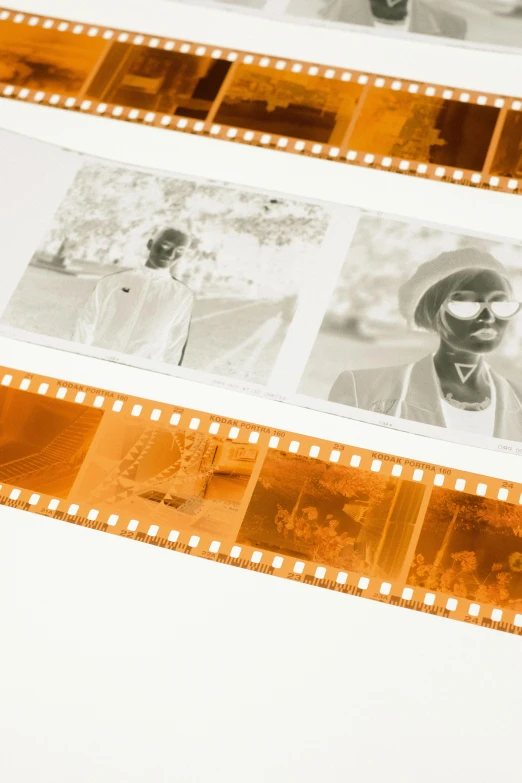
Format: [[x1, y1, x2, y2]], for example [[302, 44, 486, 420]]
[[409, 487, 522, 607], [40, 161, 331, 298]]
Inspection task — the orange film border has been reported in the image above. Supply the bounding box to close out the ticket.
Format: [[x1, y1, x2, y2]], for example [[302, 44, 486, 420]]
[[2, 364, 522, 638], [0, 8, 521, 195]]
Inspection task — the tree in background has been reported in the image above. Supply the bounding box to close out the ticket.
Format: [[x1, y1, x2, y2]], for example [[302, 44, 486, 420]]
[[239, 451, 396, 570]]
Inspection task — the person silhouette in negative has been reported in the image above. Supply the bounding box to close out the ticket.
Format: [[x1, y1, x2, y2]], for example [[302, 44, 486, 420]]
[[73, 227, 194, 366]]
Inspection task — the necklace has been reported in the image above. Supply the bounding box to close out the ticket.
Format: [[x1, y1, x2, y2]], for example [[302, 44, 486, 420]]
[[444, 393, 491, 412]]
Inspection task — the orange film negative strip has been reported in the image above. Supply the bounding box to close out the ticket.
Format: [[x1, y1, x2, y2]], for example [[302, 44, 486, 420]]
[[0, 7, 521, 195], [3, 364, 522, 637]]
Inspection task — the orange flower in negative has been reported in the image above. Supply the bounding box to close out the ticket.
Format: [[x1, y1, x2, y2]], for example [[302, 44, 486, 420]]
[[415, 564, 432, 580], [451, 551, 478, 573], [475, 584, 510, 606], [508, 553, 522, 572], [440, 568, 457, 594], [425, 568, 440, 591], [491, 563, 504, 572], [452, 580, 469, 599], [496, 572, 512, 587]]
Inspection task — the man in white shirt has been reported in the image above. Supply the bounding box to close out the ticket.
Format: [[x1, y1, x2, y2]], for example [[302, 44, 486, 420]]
[[73, 227, 194, 366]]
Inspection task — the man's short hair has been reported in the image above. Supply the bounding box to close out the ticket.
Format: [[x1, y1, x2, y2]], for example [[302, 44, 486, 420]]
[[151, 227, 189, 247]]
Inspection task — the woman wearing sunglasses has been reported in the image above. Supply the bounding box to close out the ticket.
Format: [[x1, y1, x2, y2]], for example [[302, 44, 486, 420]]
[[329, 248, 522, 439]]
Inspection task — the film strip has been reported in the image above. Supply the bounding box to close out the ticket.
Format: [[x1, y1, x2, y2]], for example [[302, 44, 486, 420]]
[[0, 8, 521, 194], [3, 364, 522, 638]]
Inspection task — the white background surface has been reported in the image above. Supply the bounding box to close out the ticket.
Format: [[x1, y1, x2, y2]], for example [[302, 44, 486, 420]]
[[2, 503, 522, 783], [1, 2, 522, 780]]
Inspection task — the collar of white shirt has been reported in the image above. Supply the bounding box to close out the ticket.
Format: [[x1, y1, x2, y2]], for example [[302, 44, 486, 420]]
[[142, 264, 174, 278]]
